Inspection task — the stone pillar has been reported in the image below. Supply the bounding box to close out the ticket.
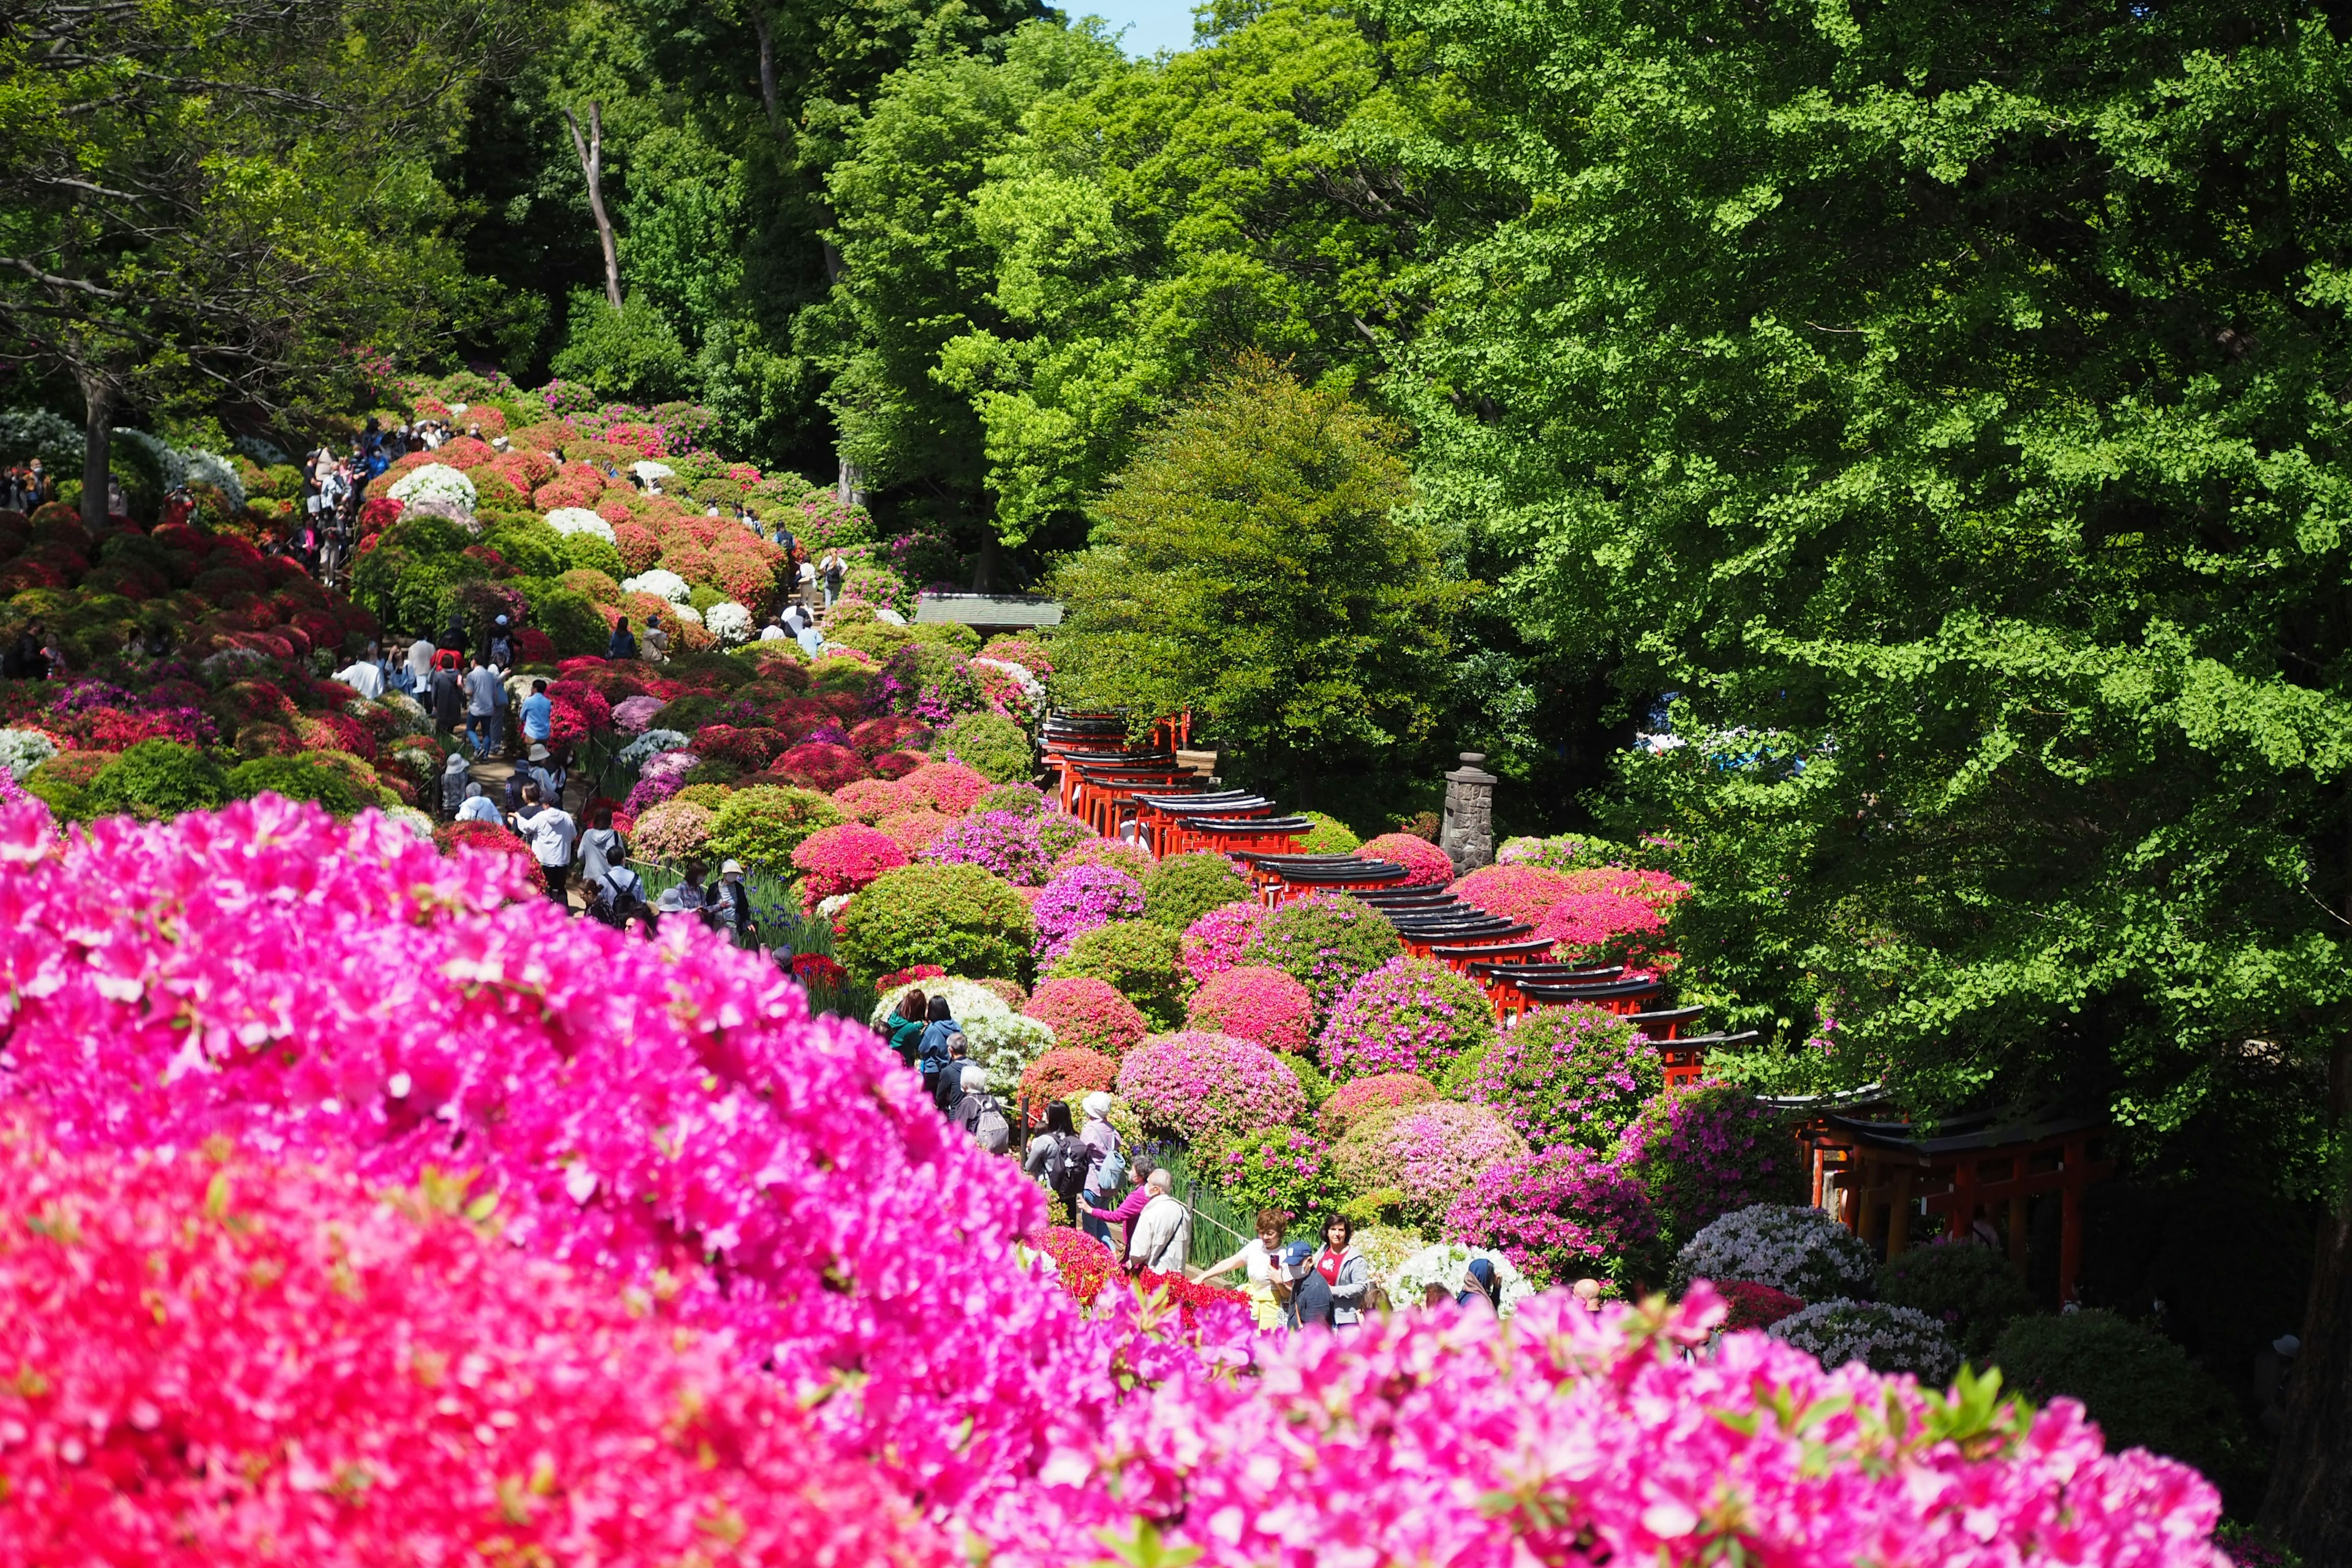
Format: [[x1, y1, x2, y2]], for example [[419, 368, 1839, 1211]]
[[1439, 751, 1497, 872]]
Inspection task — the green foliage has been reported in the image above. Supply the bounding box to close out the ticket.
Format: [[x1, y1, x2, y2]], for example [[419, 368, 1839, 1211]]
[[23, 750, 109, 820], [940, 710, 1031, 783], [481, 521, 565, 578], [1047, 919, 1187, 1028], [1989, 1311, 2259, 1505], [907, 620, 981, 654], [1875, 1244, 2040, 1360], [1141, 851, 1250, 932], [225, 755, 368, 816], [548, 291, 695, 404], [836, 861, 1034, 982], [1051, 360, 1466, 797], [85, 741, 228, 820], [529, 587, 612, 658], [1212, 1127, 1344, 1227], [703, 785, 844, 876], [1466, 1007, 1660, 1153], [1295, 812, 1359, 854], [559, 532, 625, 580], [1238, 894, 1402, 1017]]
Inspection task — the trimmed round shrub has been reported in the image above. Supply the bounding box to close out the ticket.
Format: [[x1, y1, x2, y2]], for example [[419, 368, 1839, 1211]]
[[1031, 864, 1146, 963], [1721, 1280, 1807, 1332], [1141, 851, 1250, 932], [1670, 1203, 1876, 1302], [85, 739, 228, 820], [1115, 1030, 1305, 1152], [960, 1009, 1058, 1086], [1986, 1310, 2256, 1496], [770, 741, 870, 791], [706, 785, 846, 876], [24, 749, 113, 819], [1317, 1072, 1441, 1140], [940, 710, 1033, 783], [1452, 863, 1579, 927], [1047, 919, 1187, 1029], [1874, 1242, 2040, 1358], [1619, 1082, 1804, 1250], [973, 976, 1028, 1011], [1052, 837, 1155, 878], [921, 809, 1092, 888], [974, 782, 1048, 816], [1771, 1300, 1962, 1385], [1020, 1047, 1118, 1100], [902, 760, 992, 815], [1444, 1145, 1661, 1288], [836, 862, 1032, 982], [1466, 1004, 1660, 1152], [832, 777, 918, 823], [226, 755, 368, 816], [1214, 1128, 1344, 1225], [791, 821, 910, 902], [1181, 899, 1267, 985], [1185, 965, 1314, 1054], [1238, 892, 1402, 1017], [1354, 831, 1455, 886], [631, 798, 717, 863], [877, 807, 954, 854], [1023, 976, 1149, 1057], [1317, 956, 1495, 1080], [1331, 1101, 1527, 1229], [1297, 811, 1359, 853]]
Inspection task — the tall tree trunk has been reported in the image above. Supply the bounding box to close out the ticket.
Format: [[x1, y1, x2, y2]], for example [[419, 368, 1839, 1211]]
[[2262, 1039, 2352, 1556], [973, 534, 1000, 592], [77, 373, 112, 533], [750, 6, 782, 138], [562, 104, 624, 311]]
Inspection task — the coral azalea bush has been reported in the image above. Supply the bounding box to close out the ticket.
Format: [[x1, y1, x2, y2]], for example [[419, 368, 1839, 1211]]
[[1023, 976, 1149, 1057], [1185, 963, 1315, 1054]]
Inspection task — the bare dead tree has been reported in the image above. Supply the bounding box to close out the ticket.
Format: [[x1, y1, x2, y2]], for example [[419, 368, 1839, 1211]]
[[562, 102, 625, 312]]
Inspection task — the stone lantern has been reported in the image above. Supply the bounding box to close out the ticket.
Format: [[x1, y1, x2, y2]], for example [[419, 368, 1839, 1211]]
[[1439, 752, 1497, 872]]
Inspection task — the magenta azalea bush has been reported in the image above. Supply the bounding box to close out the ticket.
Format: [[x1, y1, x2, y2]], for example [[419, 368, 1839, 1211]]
[[1023, 976, 1149, 1057], [1444, 1144, 1662, 1287], [1032, 863, 1147, 963], [1115, 1030, 1305, 1151], [1330, 1101, 1527, 1226], [1317, 956, 1494, 1079], [1181, 899, 1267, 984], [1185, 964, 1314, 1054], [1468, 1004, 1664, 1152], [1354, 831, 1455, 886], [1621, 1081, 1804, 1250], [1237, 892, 1402, 1017], [922, 807, 1094, 887]]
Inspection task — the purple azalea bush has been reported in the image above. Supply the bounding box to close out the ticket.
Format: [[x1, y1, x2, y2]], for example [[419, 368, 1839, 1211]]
[[1033, 864, 1147, 963]]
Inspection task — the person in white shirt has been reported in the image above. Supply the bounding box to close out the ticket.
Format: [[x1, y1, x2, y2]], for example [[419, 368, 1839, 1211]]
[[454, 782, 500, 824], [1199, 1210, 1294, 1329], [758, 616, 790, 642], [334, 649, 384, 700], [1124, 1169, 1192, 1275], [405, 633, 435, 690], [795, 557, 817, 606], [464, 653, 505, 758], [511, 783, 577, 907], [795, 621, 824, 658]]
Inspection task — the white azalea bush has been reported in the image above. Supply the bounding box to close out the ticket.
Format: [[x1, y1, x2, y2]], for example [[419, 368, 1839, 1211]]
[[0, 727, 59, 781], [618, 728, 691, 766], [1769, 1298, 1961, 1384], [388, 463, 478, 511], [545, 507, 617, 543], [1669, 1202, 1875, 1300], [1389, 1242, 1535, 1318], [868, 977, 1012, 1028], [961, 1011, 1057, 1085], [621, 569, 691, 603], [704, 601, 755, 644]]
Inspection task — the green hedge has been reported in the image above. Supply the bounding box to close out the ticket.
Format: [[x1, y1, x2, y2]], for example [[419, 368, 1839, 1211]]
[[835, 862, 1033, 982]]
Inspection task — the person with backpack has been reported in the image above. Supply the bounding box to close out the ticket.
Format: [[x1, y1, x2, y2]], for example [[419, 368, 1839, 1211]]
[[576, 807, 624, 885], [464, 652, 505, 760], [439, 753, 471, 818], [1125, 1169, 1192, 1275], [486, 614, 516, 669], [428, 659, 464, 738], [1023, 1101, 1095, 1214], [1077, 1091, 1124, 1245], [587, 861, 654, 935], [916, 996, 963, 1103], [951, 1064, 1012, 1154]]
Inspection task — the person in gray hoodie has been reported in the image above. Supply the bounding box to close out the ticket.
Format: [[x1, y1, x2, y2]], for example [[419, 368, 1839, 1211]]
[[1301, 1215, 1370, 1330]]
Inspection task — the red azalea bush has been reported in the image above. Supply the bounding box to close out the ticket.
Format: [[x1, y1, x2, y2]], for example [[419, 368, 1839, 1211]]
[[1537, 865, 1694, 963], [834, 776, 919, 822], [793, 821, 911, 904], [1720, 1279, 1807, 1332], [903, 760, 992, 815], [1020, 1047, 1120, 1099], [1451, 862, 1581, 926], [1024, 976, 1149, 1057], [772, 741, 871, 791], [694, 722, 788, 771], [0, 1131, 944, 1568], [873, 748, 927, 780], [1185, 964, 1315, 1054], [851, 714, 933, 755], [1036, 1224, 1118, 1306], [1317, 1071, 1442, 1140], [1355, 831, 1456, 886], [1443, 1144, 1661, 1287]]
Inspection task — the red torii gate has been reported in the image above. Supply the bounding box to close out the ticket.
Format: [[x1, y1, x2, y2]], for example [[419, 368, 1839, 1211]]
[[1786, 1100, 2114, 1306]]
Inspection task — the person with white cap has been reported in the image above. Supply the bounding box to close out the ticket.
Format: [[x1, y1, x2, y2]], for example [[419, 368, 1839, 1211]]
[[706, 858, 756, 948], [439, 752, 471, 818], [454, 782, 500, 824], [486, 614, 515, 669], [524, 742, 564, 807], [1077, 1091, 1125, 1245]]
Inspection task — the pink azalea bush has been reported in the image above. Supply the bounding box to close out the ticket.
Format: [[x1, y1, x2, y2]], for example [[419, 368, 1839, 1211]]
[[1115, 1031, 1305, 1151], [1620, 1081, 1803, 1249], [1451, 862, 1580, 926], [0, 1128, 943, 1567], [611, 692, 666, 733], [1444, 1144, 1661, 1287], [834, 775, 919, 823], [1317, 1071, 1441, 1139], [923, 809, 1093, 887], [1354, 831, 1455, 886], [1024, 975, 1150, 1057], [1330, 1101, 1527, 1226], [1032, 863, 1147, 962], [995, 1286, 2228, 1568], [1053, 836, 1156, 878], [1317, 956, 1494, 1079], [902, 759, 993, 815], [1185, 964, 1315, 1054], [793, 820, 911, 905], [1538, 865, 1694, 964], [1468, 1004, 1663, 1152], [1181, 899, 1267, 984]]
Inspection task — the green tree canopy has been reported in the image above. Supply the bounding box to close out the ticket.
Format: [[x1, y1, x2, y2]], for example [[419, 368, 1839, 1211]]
[[1051, 355, 1467, 797]]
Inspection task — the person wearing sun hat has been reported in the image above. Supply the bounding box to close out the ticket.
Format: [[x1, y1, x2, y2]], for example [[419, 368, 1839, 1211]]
[[1077, 1092, 1123, 1244], [708, 858, 756, 948]]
